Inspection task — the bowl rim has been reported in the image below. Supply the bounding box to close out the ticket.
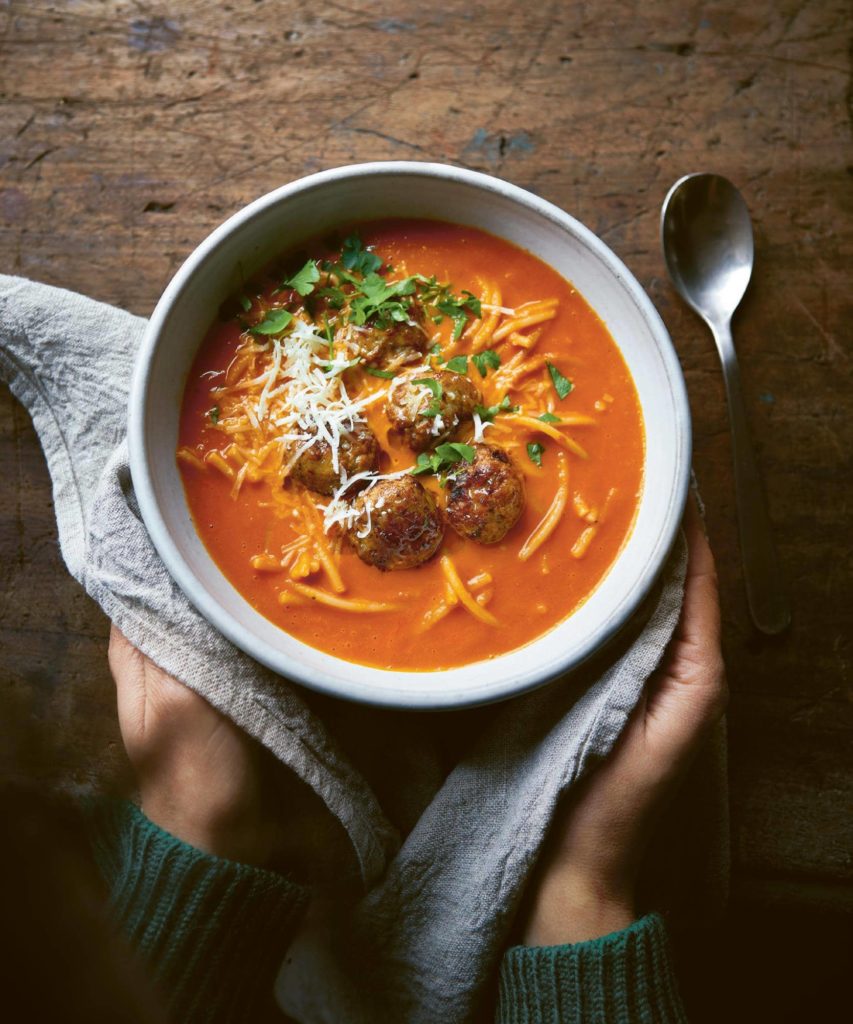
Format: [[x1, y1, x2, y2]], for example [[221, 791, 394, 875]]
[[128, 160, 691, 709]]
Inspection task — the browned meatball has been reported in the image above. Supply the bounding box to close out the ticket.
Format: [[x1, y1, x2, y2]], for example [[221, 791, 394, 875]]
[[346, 475, 444, 571], [385, 368, 481, 452], [344, 303, 430, 371], [445, 443, 525, 544], [289, 424, 380, 496]]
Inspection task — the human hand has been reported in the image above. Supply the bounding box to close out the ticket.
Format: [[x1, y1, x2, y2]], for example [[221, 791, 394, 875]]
[[521, 496, 727, 945], [108, 626, 285, 865]]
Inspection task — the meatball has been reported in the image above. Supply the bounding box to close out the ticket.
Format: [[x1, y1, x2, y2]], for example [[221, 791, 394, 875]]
[[345, 303, 430, 371], [445, 443, 525, 544], [386, 368, 481, 452], [346, 475, 444, 571], [289, 424, 380, 496]]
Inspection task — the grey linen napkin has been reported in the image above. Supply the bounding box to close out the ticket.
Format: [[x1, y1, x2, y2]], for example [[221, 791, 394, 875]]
[[0, 274, 724, 1023]]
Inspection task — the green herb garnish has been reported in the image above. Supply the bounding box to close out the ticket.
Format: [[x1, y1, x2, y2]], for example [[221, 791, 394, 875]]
[[411, 442, 475, 477], [414, 376, 443, 417], [209, 405, 220, 424], [546, 361, 573, 399], [340, 233, 382, 276], [475, 394, 518, 422], [285, 259, 320, 297], [538, 412, 561, 423], [365, 367, 396, 379], [436, 290, 482, 340], [527, 442, 544, 466], [436, 442, 476, 463], [251, 308, 293, 335], [316, 285, 346, 308], [471, 349, 501, 377], [238, 294, 252, 312], [445, 355, 469, 374], [348, 272, 417, 327]]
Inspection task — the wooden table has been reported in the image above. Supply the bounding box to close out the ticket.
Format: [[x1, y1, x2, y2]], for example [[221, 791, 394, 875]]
[[2, 1, 850, 1018]]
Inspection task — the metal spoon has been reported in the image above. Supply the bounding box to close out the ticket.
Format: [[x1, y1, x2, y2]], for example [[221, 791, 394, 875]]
[[661, 172, 790, 635]]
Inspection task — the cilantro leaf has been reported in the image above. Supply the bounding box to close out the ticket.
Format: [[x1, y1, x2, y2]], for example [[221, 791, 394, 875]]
[[471, 349, 501, 377], [285, 259, 320, 296], [340, 233, 382, 276], [209, 405, 220, 424], [365, 367, 396, 379], [349, 273, 417, 327], [546, 361, 574, 399], [410, 442, 475, 478], [435, 442, 476, 464], [527, 442, 544, 467], [238, 294, 252, 312], [414, 376, 443, 417], [251, 308, 293, 335], [475, 394, 518, 422], [411, 452, 435, 476], [538, 412, 561, 423], [461, 290, 482, 317], [436, 290, 481, 341], [445, 355, 469, 374], [316, 285, 346, 308]]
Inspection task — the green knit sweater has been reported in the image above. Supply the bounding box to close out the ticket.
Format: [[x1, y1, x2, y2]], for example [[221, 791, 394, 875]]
[[89, 801, 687, 1023]]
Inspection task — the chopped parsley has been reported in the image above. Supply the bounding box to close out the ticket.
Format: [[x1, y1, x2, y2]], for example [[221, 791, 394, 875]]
[[436, 291, 482, 341], [251, 308, 293, 335], [365, 366, 396, 379], [259, 233, 483, 351], [340, 233, 382, 276], [208, 405, 220, 424], [285, 259, 320, 296], [238, 294, 252, 312], [527, 442, 545, 466], [411, 442, 475, 477], [475, 394, 518, 422], [445, 355, 469, 374], [348, 272, 417, 327], [538, 411, 561, 423], [316, 285, 346, 308], [471, 349, 501, 377], [546, 361, 573, 399], [414, 377, 443, 417]]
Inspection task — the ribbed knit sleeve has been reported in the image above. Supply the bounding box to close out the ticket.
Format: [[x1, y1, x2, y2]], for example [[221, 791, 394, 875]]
[[497, 914, 687, 1024], [87, 800, 308, 1024]]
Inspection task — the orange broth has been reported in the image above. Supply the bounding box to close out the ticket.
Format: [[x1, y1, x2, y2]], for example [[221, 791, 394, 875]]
[[178, 219, 644, 670]]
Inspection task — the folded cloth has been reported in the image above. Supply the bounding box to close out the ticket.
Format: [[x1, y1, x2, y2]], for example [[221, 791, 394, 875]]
[[0, 275, 725, 1024]]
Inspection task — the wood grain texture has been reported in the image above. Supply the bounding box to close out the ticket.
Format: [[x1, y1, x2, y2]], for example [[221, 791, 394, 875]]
[[1, 0, 851, 901]]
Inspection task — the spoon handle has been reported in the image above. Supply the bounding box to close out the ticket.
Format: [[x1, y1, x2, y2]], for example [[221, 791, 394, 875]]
[[710, 320, 791, 634]]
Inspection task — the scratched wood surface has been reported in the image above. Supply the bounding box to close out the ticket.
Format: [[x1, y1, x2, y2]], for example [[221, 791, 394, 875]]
[[1, 0, 851, 926]]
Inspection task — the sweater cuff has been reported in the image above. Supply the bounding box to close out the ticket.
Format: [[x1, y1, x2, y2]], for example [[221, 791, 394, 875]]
[[87, 799, 308, 1023], [497, 914, 687, 1024]]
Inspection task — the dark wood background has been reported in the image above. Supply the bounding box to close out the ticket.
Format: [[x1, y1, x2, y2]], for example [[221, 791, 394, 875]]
[[1, 1, 850, 1019]]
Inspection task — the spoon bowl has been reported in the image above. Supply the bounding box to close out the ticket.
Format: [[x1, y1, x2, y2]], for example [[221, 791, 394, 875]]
[[662, 173, 754, 326]]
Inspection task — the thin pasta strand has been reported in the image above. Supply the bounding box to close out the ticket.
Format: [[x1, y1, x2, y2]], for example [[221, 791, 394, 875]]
[[418, 583, 459, 632], [298, 498, 346, 594], [508, 328, 542, 350], [470, 285, 504, 351], [504, 414, 589, 459], [440, 555, 499, 626], [285, 582, 398, 612], [571, 524, 598, 559], [492, 300, 558, 342], [518, 452, 569, 562], [204, 450, 235, 479], [177, 447, 205, 471]]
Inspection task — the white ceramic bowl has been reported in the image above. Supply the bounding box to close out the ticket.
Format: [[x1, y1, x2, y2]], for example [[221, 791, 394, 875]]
[[129, 162, 690, 709]]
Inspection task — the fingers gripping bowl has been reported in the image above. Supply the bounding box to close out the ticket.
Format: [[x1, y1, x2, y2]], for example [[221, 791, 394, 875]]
[[129, 163, 690, 709]]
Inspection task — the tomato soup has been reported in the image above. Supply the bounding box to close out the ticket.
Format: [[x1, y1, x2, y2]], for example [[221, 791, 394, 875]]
[[177, 220, 644, 670]]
